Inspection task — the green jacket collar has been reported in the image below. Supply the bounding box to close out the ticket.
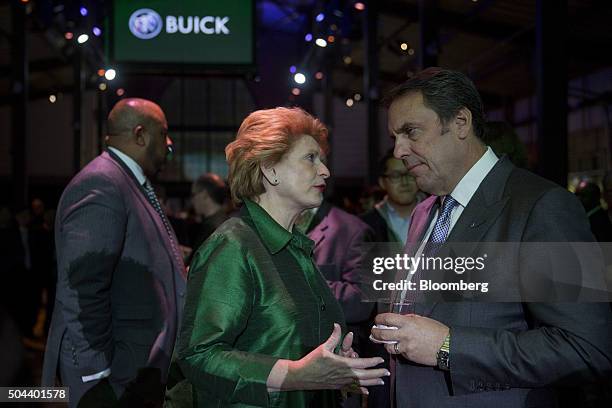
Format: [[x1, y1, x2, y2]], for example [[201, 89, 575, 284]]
[[243, 199, 314, 255]]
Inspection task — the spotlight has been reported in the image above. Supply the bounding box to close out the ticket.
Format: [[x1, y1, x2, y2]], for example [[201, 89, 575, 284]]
[[315, 72, 324, 80], [354, 2, 365, 11], [316, 13, 325, 22], [346, 98, 354, 107], [116, 88, 125, 96], [97, 69, 105, 77], [289, 65, 297, 74], [92, 26, 102, 36], [305, 33, 313, 42], [64, 32, 73, 40], [77, 34, 89, 44], [343, 56, 352, 65], [79, 7, 88, 17], [49, 94, 57, 103], [354, 93, 362, 101], [98, 83, 107, 91], [315, 38, 327, 48], [408, 48, 415, 55], [327, 35, 335, 43], [400, 42, 408, 51], [294, 73, 306, 84], [104, 69, 116, 80], [291, 88, 300, 96]]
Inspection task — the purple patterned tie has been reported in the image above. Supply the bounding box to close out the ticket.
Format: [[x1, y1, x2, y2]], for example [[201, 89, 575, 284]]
[[397, 195, 459, 312]]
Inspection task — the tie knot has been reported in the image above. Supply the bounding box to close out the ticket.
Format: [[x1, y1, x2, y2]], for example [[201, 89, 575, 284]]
[[440, 195, 458, 216]]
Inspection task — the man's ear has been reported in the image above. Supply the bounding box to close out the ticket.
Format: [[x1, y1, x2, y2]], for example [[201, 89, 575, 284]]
[[454, 107, 472, 140], [260, 164, 279, 186], [134, 125, 146, 146]]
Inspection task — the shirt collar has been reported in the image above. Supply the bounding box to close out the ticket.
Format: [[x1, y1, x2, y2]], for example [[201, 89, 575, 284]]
[[107, 146, 147, 186], [243, 199, 314, 255], [450, 146, 499, 208]]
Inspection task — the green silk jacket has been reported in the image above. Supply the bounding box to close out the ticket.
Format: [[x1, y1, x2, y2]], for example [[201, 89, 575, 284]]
[[176, 199, 347, 407]]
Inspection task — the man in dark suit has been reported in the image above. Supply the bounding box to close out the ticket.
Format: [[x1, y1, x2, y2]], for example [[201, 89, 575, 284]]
[[370, 68, 612, 407], [42, 98, 187, 407]]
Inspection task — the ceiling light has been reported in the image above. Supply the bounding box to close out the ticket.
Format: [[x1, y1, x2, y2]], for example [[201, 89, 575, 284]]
[[104, 69, 116, 80], [315, 38, 327, 48], [294, 73, 306, 84]]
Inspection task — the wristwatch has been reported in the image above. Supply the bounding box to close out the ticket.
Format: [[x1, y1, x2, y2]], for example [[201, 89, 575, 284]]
[[436, 333, 451, 371]]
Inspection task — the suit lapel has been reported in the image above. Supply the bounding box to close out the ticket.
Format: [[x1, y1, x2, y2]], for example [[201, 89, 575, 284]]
[[103, 151, 185, 278], [307, 202, 333, 250]]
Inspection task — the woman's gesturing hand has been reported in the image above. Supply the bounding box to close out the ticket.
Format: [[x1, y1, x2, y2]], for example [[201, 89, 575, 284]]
[[267, 323, 389, 393]]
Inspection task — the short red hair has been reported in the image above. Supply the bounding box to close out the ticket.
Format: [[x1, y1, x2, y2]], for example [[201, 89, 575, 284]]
[[225, 107, 328, 204]]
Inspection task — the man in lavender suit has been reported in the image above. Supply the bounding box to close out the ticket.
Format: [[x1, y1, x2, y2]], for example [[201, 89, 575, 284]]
[[42, 98, 186, 407]]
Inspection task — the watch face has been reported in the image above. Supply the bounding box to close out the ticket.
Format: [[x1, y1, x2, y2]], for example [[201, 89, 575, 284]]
[[437, 350, 450, 371]]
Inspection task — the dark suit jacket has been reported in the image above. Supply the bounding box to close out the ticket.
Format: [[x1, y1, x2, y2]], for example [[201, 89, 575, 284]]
[[395, 156, 612, 408], [361, 207, 398, 244], [42, 151, 186, 405], [307, 202, 375, 325]]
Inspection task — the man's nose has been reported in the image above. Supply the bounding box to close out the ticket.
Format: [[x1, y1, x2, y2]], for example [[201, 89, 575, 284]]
[[393, 138, 411, 160]]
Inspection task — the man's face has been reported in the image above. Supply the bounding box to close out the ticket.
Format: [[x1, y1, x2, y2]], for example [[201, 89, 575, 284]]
[[388, 92, 461, 195], [191, 189, 211, 216], [143, 110, 171, 177], [379, 157, 418, 206]]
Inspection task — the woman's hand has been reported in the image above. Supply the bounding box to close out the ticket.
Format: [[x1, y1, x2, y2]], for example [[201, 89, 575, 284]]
[[338, 330, 367, 395], [267, 323, 389, 393], [339, 331, 359, 359]]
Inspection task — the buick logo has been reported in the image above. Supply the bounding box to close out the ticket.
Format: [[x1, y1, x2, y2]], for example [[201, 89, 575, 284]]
[[128, 8, 162, 40]]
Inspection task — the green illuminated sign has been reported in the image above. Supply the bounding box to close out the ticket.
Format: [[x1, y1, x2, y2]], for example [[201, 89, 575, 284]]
[[112, 0, 253, 66]]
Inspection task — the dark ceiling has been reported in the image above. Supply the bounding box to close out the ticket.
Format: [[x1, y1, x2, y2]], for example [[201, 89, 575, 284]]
[[1, 0, 611, 113]]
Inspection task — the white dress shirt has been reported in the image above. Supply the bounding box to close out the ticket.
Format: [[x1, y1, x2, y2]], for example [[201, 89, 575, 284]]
[[421, 146, 499, 243], [398, 147, 499, 306]]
